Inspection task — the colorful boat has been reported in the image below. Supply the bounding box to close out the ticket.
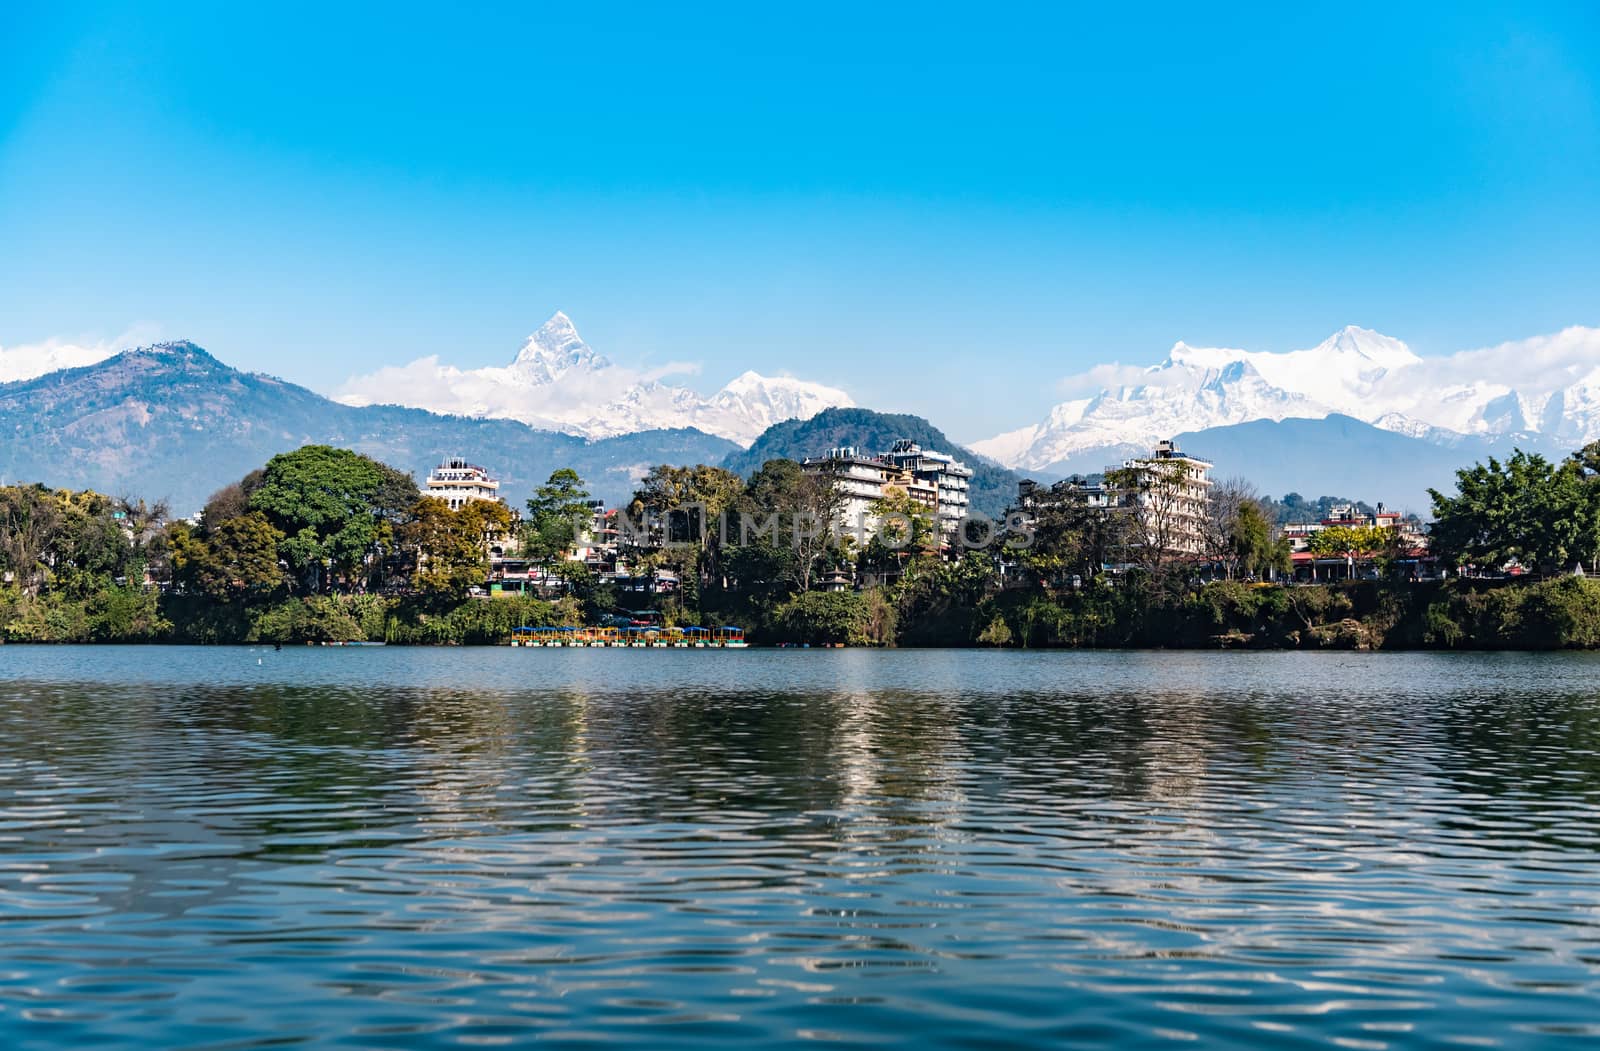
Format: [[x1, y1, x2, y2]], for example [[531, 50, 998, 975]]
[[510, 623, 747, 648]]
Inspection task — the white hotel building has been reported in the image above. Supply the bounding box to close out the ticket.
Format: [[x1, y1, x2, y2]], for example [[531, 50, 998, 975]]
[[424, 458, 504, 510]]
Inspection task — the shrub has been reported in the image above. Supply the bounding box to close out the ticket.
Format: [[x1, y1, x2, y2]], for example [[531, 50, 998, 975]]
[[774, 591, 870, 645]]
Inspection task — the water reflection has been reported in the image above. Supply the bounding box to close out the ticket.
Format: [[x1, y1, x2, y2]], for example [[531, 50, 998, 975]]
[[1, 648, 1600, 1048]]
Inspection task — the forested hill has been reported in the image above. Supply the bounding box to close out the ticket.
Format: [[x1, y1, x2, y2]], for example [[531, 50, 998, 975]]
[[721, 407, 1023, 518], [0, 342, 737, 513]]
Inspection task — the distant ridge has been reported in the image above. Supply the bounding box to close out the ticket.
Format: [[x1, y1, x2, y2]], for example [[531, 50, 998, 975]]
[[1029, 414, 1518, 515]]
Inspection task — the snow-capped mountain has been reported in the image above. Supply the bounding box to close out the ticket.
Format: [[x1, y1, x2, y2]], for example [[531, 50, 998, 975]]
[[504, 313, 609, 385], [976, 324, 1600, 472], [336, 312, 853, 445]]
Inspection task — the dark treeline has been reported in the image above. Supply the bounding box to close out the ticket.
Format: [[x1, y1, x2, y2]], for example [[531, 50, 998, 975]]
[[6, 441, 1600, 648]]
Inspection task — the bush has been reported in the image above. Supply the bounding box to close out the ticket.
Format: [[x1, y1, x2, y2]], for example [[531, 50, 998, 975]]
[[976, 614, 1013, 646], [87, 586, 170, 641], [774, 591, 871, 645], [383, 595, 578, 645], [249, 596, 369, 643], [1423, 601, 1464, 647]]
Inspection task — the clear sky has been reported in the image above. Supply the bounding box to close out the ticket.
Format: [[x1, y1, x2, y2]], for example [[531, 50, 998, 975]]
[[2, 2, 1598, 442]]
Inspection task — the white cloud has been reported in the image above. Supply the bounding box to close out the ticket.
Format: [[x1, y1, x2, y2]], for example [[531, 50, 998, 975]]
[[1055, 362, 1155, 396], [0, 337, 118, 383], [0, 324, 166, 384], [333, 354, 684, 434], [1406, 326, 1600, 395], [332, 312, 853, 445]]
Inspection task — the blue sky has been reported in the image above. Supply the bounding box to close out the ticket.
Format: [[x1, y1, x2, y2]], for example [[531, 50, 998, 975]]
[[2, 2, 1598, 441]]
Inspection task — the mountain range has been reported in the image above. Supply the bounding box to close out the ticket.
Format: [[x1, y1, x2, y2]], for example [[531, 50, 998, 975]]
[[333, 312, 854, 445], [0, 341, 1007, 516], [974, 324, 1600, 478], [6, 317, 1599, 518], [0, 343, 736, 512]]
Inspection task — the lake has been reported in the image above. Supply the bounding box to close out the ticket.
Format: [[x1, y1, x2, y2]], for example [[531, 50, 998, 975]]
[[2, 646, 1599, 1049]]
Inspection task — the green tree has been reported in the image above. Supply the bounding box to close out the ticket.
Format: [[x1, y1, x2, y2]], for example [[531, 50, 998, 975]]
[[0, 484, 65, 596], [1016, 485, 1135, 588], [247, 445, 418, 592], [631, 464, 745, 548], [523, 468, 592, 566], [859, 488, 938, 583], [1231, 499, 1289, 579], [774, 590, 872, 645], [1429, 450, 1590, 575], [42, 490, 130, 597], [730, 459, 846, 594], [629, 464, 746, 600], [401, 496, 510, 605], [170, 512, 286, 602]]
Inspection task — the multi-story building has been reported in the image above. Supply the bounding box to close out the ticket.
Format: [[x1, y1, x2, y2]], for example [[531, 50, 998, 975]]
[[1105, 440, 1213, 557], [425, 457, 503, 510], [800, 447, 904, 541], [1007, 440, 1214, 571], [801, 444, 958, 546], [883, 439, 973, 539], [1014, 475, 1114, 514]]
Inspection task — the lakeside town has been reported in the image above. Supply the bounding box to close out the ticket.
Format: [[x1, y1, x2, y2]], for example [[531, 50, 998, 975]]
[[458, 437, 1437, 599], [3, 428, 1595, 649]]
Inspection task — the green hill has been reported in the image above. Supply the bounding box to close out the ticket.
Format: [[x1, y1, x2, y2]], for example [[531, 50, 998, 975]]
[[722, 407, 1022, 518]]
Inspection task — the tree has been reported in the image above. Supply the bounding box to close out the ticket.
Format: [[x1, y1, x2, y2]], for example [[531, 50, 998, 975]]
[[401, 497, 507, 605], [1230, 499, 1290, 579], [0, 485, 67, 596], [171, 512, 286, 602], [774, 591, 872, 645], [631, 464, 745, 548], [201, 470, 265, 532], [523, 468, 591, 567], [628, 464, 746, 598], [1015, 483, 1136, 588], [43, 490, 130, 597], [1306, 524, 1389, 558], [247, 445, 418, 592], [0, 486, 150, 598], [1203, 476, 1256, 579], [731, 459, 846, 594], [1429, 450, 1591, 575], [113, 495, 171, 586], [859, 488, 938, 583], [1105, 457, 1205, 577]]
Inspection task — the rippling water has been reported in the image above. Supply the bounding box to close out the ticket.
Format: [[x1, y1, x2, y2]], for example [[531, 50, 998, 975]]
[[3, 647, 1600, 1049]]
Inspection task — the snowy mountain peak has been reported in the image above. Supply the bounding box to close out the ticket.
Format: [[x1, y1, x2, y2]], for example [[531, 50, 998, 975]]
[[509, 311, 609, 383], [709, 371, 856, 442], [975, 325, 1427, 472], [977, 323, 1600, 474], [336, 312, 852, 446], [1309, 325, 1420, 369], [1165, 340, 1248, 370], [720, 369, 770, 392]]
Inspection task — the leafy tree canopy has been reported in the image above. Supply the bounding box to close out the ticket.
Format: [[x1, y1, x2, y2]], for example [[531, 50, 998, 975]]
[[247, 445, 418, 589]]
